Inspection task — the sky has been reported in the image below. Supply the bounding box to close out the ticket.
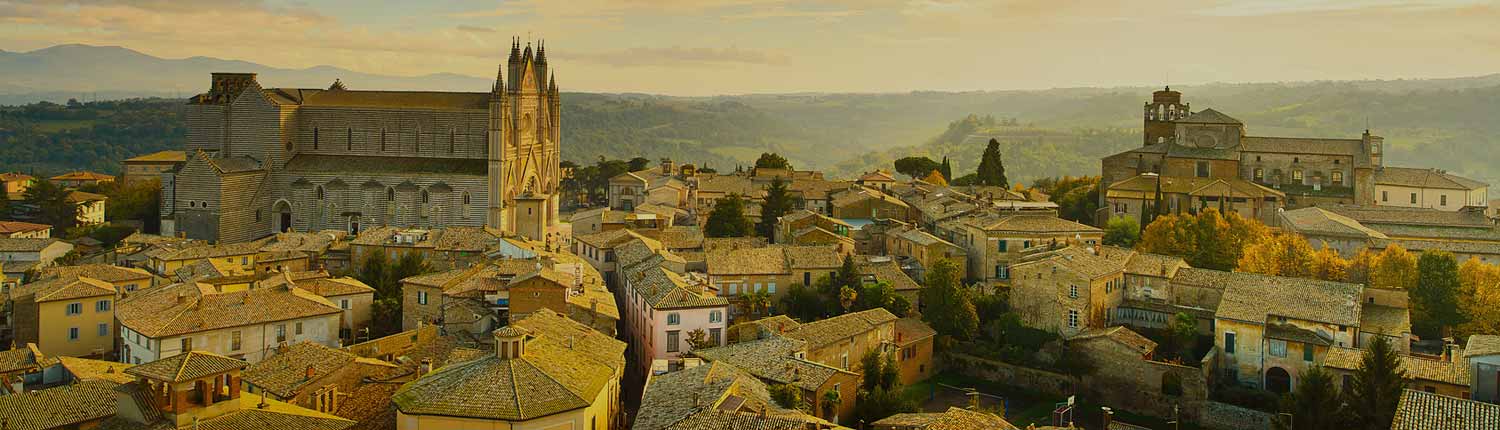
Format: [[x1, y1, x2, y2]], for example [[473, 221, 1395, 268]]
[[3, 0, 1499, 96]]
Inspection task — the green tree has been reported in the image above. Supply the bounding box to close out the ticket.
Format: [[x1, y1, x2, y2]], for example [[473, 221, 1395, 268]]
[[755, 152, 790, 169], [1169, 312, 1198, 361], [859, 350, 884, 391], [1412, 250, 1464, 338], [705, 194, 753, 238], [358, 252, 391, 297], [1102, 217, 1140, 247], [743, 289, 771, 318], [22, 180, 78, 231], [757, 178, 792, 242], [627, 157, 651, 172], [780, 281, 830, 322], [976, 138, 1008, 187], [1347, 336, 1406, 430], [769, 383, 804, 411], [685, 328, 712, 351], [1278, 367, 1346, 430], [938, 156, 952, 183], [893, 156, 941, 179], [919, 259, 979, 341]]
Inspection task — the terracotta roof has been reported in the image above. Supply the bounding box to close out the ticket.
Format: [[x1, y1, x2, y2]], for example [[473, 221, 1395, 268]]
[[9, 275, 114, 303], [1391, 389, 1499, 430], [782, 245, 843, 269], [1465, 335, 1500, 357], [895, 318, 937, 346], [655, 226, 705, 250], [1012, 246, 1128, 280], [635, 361, 825, 430], [1359, 303, 1411, 337], [152, 238, 269, 261], [295, 277, 376, 297], [126, 350, 248, 383], [1106, 174, 1284, 200], [0, 221, 50, 235], [703, 237, 768, 252], [0, 379, 120, 430], [693, 337, 848, 392], [1239, 136, 1366, 158], [0, 344, 47, 375], [707, 247, 788, 275], [391, 309, 624, 421], [0, 237, 65, 252], [622, 254, 729, 310], [1070, 326, 1157, 356], [1324, 346, 1470, 387], [1280, 207, 1388, 239], [858, 258, 920, 292], [961, 213, 1101, 234], [244, 342, 396, 399], [783, 308, 897, 351], [873, 407, 1019, 430], [116, 281, 342, 338], [285, 154, 486, 176], [0, 172, 34, 182], [41, 264, 152, 284], [50, 171, 115, 181], [186, 407, 355, 430], [859, 170, 897, 182], [1377, 166, 1488, 190], [57, 356, 135, 384], [1325, 204, 1492, 228], [1213, 269, 1363, 326], [123, 150, 187, 163]]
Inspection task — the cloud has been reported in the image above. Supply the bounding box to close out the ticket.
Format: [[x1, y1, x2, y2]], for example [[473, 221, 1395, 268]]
[[456, 25, 495, 33], [1194, 0, 1488, 17], [572, 46, 792, 67]]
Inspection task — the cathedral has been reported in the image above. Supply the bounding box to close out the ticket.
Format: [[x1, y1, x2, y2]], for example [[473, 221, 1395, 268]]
[[161, 39, 562, 243]]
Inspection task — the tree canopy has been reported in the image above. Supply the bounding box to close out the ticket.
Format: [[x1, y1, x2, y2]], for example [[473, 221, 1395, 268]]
[[757, 178, 792, 242], [1412, 250, 1464, 338], [1139, 208, 1269, 271], [892, 156, 941, 179], [755, 152, 791, 169], [920, 259, 979, 341], [705, 194, 753, 238], [975, 138, 1008, 187]]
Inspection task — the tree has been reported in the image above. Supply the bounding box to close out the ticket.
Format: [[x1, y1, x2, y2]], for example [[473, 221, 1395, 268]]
[[1370, 245, 1418, 290], [1278, 367, 1346, 430], [920, 259, 979, 341], [1346, 248, 1378, 285], [780, 281, 829, 322], [838, 286, 858, 313], [975, 138, 1008, 187], [1140, 208, 1269, 271], [705, 194, 753, 237], [755, 152, 790, 169], [893, 156, 941, 179], [686, 328, 713, 351], [1412, 250, 1464, 338], [358, 252, 392, 298], [757, 178, 792, 242], [1102, 217, 1140, 247], [860, 350, 884, 391], [627, 157, 651, 172], [1169, 312, 1198, 361], [1238, 233, 1316, 278], [1347, 336, 1406, 430], [743, 289, 771, 318], [853, 351, 916, 425], [939, 156, 952, 182], [22, 180, 78, 231], [854, 280, 907, 317], [769, 383, 804, 411], [1311, 246, 1350, 282], [1457, 258, 1500, 337]]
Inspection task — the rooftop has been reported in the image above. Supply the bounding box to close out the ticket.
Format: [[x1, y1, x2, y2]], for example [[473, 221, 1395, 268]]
[[41, 264, 152, 284], [0, 379, 119, 430], [783, 308, 897, 351], [116, 281, 342, 338], [1376, 166, 1488, 190], [9, 275, 115, 303], [872, 407, 1019, 430], [0, 221, 50, 235], [693, 336, 849, 392], [50, 171, 115, 181], [123, 150, 187, 163], [1466, 335, 1500, 357], [243, 342, 396, 399], [1390, 389, 1499, 430], [634, 361, 826, 430], [125, 350, 248, 383], [0, 237, 65, 253], [1212, 269, 1363, 326]]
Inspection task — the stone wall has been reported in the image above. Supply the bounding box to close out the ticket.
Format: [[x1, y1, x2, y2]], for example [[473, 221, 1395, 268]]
[[1200, 401, 1273, 430], [946, 353, 1076, 398]]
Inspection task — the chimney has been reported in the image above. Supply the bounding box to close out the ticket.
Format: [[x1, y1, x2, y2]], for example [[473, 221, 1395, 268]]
[[175, 293, 189, 305], [304, 365, 315, 381], [419, 358, 433, 376]]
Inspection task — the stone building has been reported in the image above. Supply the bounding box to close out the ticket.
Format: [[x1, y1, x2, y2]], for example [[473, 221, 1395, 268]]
[[121, 150, 187, 184], [1101, 87, 1385, 223], [162, 38, 562, 244]]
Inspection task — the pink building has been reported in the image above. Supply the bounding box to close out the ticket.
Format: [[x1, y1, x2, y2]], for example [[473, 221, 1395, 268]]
[[616, 238, 730, 375]]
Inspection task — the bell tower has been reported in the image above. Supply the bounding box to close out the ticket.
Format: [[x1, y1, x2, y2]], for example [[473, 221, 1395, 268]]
[[1144, 86, 1188, 146], [487, 37, 562, 238]]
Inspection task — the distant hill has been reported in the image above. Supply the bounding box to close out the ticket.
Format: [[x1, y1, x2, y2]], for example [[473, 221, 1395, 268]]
[[2, 44, 1498, 185]]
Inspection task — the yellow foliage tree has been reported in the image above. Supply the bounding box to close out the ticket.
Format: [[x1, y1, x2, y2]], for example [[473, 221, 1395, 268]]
[[1311, 246, 1350, 282], [1346, 248, 1377, 285], [1370, 244, 1418, 290], [1140, 208, 1269, 271], [1238, 233, 1316, 278], [1457, 257, 1500, 337]]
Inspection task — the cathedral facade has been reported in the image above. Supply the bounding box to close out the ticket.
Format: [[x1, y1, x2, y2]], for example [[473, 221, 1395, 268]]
[[162, 39, 561, 243]]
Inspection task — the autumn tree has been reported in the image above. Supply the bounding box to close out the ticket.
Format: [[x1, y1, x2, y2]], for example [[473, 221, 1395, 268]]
[[1412, 250, 1464, 338], [1346, 249, 1378, 285], [1370, 245, 1418, 290], [1140, 208, 1268, 271], [1238, 233, 1316, 278], [1457, 257, 1500, 337], [920, 259, 979, 341], [705, 194, 753, 238], [1311, 246, 1351, 282]]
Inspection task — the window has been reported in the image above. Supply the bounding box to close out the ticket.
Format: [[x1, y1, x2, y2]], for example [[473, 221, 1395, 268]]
[[380, 128, 387, 151], [1069, 285, 1079, 299], [1292, 170, 1303, 181], [418, 291, 428, 305], [421, 190, 429, 204], [1440, 194, 1447, 206], [98, 323, 109, 337], [996, 265, 1008, 279], [96, 299, 110, 312], [1331, 171, 1343, 185], [231, 331, 242, 351], [69, 327, 80, 341], [1410, 193, 1417, 204], [181, 337, 193, 351], [66, 303, 82, 315], [841, 353, 850, 370], [768, 283, 777, 294], [295, 322, 303, 335], [316, 185, 325, 200], [1253, 168, 1264, 180], [667, 313, 680, 325], [1195, 161, 1209, 178], [1382, 191, 1388, 202], [449, 130, 456, 154], [313, 127, 319, 150], [709, 328, 722, 347], [1067, 309, 1079, 328], [709, 310, 722, 323], [386, 187, 396, 202], [1225, 333, 1236, 354], [276, 324, 287, 343], [340, 299, 350, 310], [1269, 339, 1287, 357], [666, 330, 680, 353], [728, 284, 738, 295], [1023, 240, 1032, 249], [461, 192, 471, 205], [997, 240, 1007, 252], [347, 128, 353, 150], [803, 272, 812, 285], [1303, 344, 1314, 362]]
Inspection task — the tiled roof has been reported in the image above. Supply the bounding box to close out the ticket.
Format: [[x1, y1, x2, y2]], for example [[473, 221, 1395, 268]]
[[622, 256, 729, 310], [1325, 204, 1492, 228], [656, 226, 705, 249], [1013, 246, 1128, 280], [287, 88, 488, 110], [123, 150, 187, 163], [783, 245, 843, 269], [574, 228, 656, 249], [1465, 335, 1500, 357], [1377, 166, 1488, 190], [1265, 323, 1332, 346], [0, 237, 64, 252], [0, 172, 34, 182], [895, 318, 937, 346], [664, 410, 838, 430], [116, 281, 342, 338], [41, 264, 152, 283], [1214, 269, 1362, 326], [0, 379, 120, 430], [126, 350, 248, 383], [1391, 389, 1499, 430], [0, 221, 50, 234], [860, 170, 897, 182], [1167, 144, 1240, 161], [1280, 207, 1388, 239], [244, 342, 395, 398], [873, 407, 1019, 430], [1239, 136, 1365, 158], [707, 247, 788, 275], [285, 154, 486, 176], [51, 171, 116, 181], [962, 213, 1101, 234], [635, 361, 822, 430], [153, 238, 269, 261], [858, 258, 920, 292], [201, 154, 263, 174], [703, 237, 768, 252], [783, 308, 897, 351], [693, 336, 846, 392], [1178, 108, 1240, 124], [57, 356, 135, 384], [10, 275, 114, 302], [0, 344, 46, 374], [1106, 174, 1284, 200], [189, 407, 355, 430], [1329, 347, 1472, 387], [1359, 303, 1411, 337], [391, 309, 624, 421], [293, 277, 376, 297], [1070, 326, 1157, 355]]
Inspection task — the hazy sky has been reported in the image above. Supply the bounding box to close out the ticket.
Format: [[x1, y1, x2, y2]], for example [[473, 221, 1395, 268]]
[[3, 0, 1499, 95]]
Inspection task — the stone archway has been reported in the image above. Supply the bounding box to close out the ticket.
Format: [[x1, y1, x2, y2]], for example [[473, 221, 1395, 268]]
[[1266, 367, 1292, 394], [273, 200, 293, 233]]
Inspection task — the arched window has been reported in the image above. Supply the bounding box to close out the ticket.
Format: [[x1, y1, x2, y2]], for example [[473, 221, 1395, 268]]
[[386, 187, 396, 202], [461, 192, 471, 205], [421, 189, 430, 204], [347, 128, 353, 151], [316, 185, 325, 200]]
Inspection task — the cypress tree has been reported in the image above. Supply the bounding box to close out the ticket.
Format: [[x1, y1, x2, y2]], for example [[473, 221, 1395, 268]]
[[976, 138, 1008, 187]]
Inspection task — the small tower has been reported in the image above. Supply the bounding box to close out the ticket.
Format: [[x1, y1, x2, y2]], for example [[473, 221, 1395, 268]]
[[1143, 86, 1189, 146], [494, 326, 530, 359]]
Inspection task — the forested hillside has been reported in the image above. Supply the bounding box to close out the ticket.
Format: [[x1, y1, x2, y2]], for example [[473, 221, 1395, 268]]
[[3, 78, 1499, 186]]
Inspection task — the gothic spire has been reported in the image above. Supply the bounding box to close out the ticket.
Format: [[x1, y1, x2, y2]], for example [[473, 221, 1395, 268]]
[[509, 37, 521, 63], [548, 72, 557, 92], [537, 39, 547, 64]]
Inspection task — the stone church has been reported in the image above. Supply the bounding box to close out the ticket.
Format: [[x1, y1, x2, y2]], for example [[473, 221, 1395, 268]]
[[162, 39, 562, 243], [1100, 87, 1384, 225]]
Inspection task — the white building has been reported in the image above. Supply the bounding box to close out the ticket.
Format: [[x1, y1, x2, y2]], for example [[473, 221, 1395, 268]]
[[616, 237, 729, 376], [1374, 167, 1488, 211], [116, 281, 341, 364]]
